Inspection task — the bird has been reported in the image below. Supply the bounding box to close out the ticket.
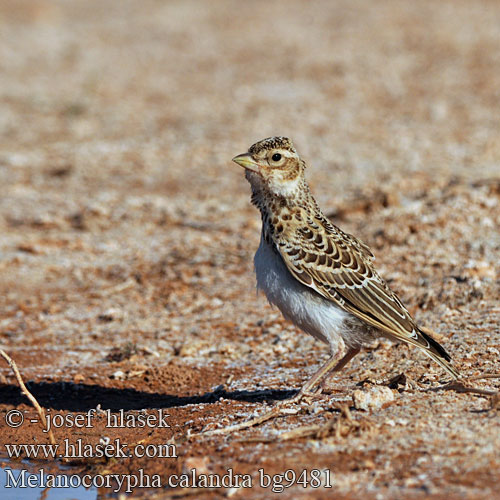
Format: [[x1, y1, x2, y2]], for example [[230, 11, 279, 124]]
[[232, 136, 459, 403]]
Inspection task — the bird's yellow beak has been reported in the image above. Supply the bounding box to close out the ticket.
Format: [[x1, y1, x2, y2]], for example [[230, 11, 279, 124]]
[[232, 153, 260, 173]]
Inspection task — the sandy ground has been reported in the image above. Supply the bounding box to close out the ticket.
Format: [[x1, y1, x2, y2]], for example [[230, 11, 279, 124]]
[[0, 1, 499, 499]]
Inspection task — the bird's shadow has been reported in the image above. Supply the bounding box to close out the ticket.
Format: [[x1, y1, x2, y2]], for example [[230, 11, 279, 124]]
[[0, 381, 296, 412]]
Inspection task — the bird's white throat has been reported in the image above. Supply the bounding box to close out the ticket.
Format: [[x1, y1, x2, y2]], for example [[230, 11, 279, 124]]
[[246, 169, 302, 200], [266, 174, 301, 198]]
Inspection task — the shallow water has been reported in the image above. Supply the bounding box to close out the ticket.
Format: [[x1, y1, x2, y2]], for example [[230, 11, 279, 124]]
[[0, 461, 97, 500]]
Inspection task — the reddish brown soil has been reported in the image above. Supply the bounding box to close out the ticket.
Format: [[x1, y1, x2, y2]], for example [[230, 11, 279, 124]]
[[0, 1, 499, 499]]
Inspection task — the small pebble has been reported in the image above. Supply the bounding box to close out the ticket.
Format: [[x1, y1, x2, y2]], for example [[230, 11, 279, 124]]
[[111, 370, 126, 380], [352, 386, 395, 411]]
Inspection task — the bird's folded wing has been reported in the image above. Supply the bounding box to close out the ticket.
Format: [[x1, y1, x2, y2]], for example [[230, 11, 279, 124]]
[[276, 224, 420, 343]]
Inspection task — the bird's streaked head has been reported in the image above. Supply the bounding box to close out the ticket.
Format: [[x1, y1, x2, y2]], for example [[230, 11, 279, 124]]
[[232, 136, 305, 198]]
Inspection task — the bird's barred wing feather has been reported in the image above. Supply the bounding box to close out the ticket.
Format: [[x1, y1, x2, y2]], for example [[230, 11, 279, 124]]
[[276, 221, 419, 341], [273, 213, 458, 378]]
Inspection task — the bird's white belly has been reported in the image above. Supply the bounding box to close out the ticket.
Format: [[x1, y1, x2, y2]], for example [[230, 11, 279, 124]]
[[254, 236, 350, 353]]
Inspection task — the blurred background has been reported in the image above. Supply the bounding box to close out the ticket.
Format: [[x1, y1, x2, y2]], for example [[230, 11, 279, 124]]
[[0, 2, 499, 496], [1, 0, 499, 198]]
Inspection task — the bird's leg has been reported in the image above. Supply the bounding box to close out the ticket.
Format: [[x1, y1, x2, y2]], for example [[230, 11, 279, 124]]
[[310, 347, 361, 395], [291, 347, 360, 399], [202, 347, 360, 436]]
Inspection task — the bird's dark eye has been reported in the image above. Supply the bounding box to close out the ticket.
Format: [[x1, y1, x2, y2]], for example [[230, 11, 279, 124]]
[[272, 153, 282, 162]]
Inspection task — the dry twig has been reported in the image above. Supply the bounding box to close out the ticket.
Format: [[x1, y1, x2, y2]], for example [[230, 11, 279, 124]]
[[238, 404, 374, 443], [200, 404, 296, 437], [0, 349, 56, 445], [429, 377, 499, 396]]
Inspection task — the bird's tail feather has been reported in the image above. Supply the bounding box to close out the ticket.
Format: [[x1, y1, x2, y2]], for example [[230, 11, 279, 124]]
[[416, 327, 460, 379], [418, 328, 451, 361]]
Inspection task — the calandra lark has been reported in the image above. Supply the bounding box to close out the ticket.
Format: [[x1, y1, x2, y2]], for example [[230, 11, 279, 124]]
[[233, 136, 459, 403]]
